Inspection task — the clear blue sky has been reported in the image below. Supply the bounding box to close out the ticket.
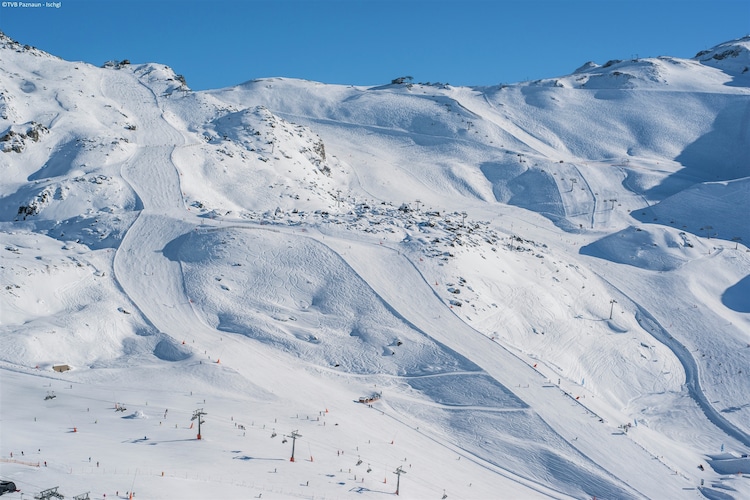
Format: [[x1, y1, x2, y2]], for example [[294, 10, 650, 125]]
[[1, 0, 748, 90]]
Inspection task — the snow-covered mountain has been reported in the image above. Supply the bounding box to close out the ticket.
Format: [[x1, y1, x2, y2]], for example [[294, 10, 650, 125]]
[[1, 31, 749, 499]]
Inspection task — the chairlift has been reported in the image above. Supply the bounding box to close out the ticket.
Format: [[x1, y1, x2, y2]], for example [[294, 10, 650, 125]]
[[356, 458, 363, 466], [44, 391, 56, 400], [367, 465, 372, 473], [271, 431, 277, 438], [281, 437, 288, 444]]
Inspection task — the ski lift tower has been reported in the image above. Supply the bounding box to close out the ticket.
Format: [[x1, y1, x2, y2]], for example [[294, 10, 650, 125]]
[[287, 430, 301, 462], [394, 465, 407, 496], [192, 408, 207, 440]]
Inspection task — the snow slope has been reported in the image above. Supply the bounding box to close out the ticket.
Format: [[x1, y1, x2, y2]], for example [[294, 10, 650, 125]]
[[1, 32, 749, 499]]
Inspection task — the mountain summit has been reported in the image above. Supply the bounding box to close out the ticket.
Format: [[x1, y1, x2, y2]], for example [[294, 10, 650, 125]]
[[695, 35, 750, 76]]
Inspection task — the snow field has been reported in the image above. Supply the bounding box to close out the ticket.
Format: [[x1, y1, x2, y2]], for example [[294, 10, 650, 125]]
[[2, 33, 750, 499]]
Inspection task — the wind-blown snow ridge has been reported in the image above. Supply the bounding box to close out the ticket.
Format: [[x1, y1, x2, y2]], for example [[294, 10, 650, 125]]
[[1, 31, 749, 499]]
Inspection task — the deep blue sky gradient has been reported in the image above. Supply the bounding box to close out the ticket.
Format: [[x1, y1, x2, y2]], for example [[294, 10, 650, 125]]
[[2, 0, 748, 90]]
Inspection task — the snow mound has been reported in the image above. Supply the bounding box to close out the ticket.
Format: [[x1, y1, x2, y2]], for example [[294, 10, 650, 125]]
[[581, 225, 705, 271], [633, 178, 750, 246], [123, 410, 148, 419], [722, 275, 750, 313], [707, 453, 750, 474], [153, 338, 192, 362]]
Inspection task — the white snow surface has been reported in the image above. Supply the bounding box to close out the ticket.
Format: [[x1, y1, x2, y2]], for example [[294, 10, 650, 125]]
[[1, 32, 749, 499]]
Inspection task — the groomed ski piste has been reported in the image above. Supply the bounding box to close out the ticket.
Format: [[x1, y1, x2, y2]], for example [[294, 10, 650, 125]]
[[1, 32, 749, 499]]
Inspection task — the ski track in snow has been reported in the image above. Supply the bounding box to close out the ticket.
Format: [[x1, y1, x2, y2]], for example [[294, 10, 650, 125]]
[[103, 70, 198, 339], [591, 265, 750, 448], [318, 236, 686, 499]]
